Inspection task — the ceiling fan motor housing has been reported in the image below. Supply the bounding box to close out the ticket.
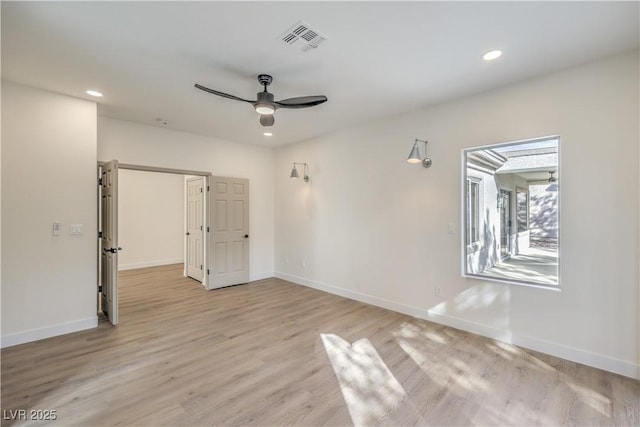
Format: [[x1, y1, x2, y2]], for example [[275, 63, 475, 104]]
[[255, 91, 276, 114], [257, 91, 274, 103]]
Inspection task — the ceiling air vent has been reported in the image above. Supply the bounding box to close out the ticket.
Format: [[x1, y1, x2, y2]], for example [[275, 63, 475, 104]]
[[280, 21, 327, 52]]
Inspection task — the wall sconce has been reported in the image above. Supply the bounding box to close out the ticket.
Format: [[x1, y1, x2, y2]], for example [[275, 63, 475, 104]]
[[407, 139, 432, 168], [290, 162, 309, 182]]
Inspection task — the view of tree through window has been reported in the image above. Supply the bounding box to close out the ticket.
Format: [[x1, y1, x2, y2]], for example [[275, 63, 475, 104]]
[[463, 137, 559, 287]]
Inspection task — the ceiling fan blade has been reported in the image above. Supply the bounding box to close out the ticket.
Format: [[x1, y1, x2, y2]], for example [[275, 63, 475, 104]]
[[194, 84, 255, 104], [260, 114, 275, 127], [275, 95, 327, 109]]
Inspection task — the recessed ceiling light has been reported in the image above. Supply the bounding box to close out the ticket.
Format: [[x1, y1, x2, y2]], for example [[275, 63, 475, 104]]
[[482, 50, 502, 61], [86, 90, 103, 97], [263, 132, 273, 136]]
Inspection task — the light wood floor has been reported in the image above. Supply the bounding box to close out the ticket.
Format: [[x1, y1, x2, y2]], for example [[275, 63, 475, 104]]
[[2, 264, 638, 426]]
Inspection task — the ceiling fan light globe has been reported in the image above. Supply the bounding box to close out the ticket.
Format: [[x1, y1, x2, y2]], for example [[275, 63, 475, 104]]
[[255, 104, 275, 115]]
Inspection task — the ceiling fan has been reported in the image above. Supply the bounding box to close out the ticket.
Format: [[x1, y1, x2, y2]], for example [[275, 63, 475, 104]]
[[526, 170, 559, 184], [194, 74, 327, 127]]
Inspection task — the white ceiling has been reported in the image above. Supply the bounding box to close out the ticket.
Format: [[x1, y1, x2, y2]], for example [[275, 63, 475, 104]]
[[2, 1, 638, 147]]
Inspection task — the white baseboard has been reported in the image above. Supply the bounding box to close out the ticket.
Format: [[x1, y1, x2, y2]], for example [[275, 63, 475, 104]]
[[275, 271, 639, 380], [250, 271, 274, 282], [119, 258, 183, 271], [510, 334, 639, 380], [276, 271, 425, 317], [1, 316, 98, 348]]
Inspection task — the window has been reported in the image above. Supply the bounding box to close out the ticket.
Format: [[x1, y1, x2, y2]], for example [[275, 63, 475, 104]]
[[463, 136, 559, 287], [516, 189, 528, 232], [466, 179, 480, 246]]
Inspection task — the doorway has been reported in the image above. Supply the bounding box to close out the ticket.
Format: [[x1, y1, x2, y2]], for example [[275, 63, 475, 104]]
[[97, 162, 252, 326], [98, 162, 212, 326]]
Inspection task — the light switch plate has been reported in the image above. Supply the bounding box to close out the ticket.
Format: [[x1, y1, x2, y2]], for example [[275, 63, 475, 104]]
[[52, 222, 62, 236], [70, 224, 83, 236]]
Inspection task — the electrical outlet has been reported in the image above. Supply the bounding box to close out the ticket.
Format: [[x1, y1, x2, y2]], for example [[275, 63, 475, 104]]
[[434, 286, 442, 297]]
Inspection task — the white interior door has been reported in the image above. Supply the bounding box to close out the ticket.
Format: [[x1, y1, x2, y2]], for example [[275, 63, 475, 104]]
[[210, 176, 249, 288], [100, 160, 119, 325], [186, 177, 204, 282]]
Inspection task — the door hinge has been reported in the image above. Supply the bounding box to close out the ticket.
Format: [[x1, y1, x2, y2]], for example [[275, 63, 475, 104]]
[[98, 285, 103, 293], [200, 225, 203, 231], [97, 177, 103, 186], [200, 187, 203, 193], [98, 231, 103, 238], [200, 265, 203, 270], [207, 269, 210, 275], [207, 226, 210, 232], [207, 185, 210, 191]]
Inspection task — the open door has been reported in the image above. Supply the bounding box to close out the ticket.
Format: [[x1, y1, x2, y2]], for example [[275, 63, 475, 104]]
[[186, 177, 204, 282], [210, 176, 249, 289], [100, 160, 119, 325]]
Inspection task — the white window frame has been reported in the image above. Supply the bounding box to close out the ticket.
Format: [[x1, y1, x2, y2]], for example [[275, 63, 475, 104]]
[[461, 135, 561, 290]]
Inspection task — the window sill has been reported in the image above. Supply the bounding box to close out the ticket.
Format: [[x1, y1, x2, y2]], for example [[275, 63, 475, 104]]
[[462, 272, 561, 291]]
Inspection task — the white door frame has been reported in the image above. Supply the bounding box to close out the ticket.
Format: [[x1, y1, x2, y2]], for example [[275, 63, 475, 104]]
[[97, 162, 213, 309]]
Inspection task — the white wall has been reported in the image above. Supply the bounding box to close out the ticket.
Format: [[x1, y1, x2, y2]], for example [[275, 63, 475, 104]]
[[274, 51, 640, 378], [1, 82, 98, 346], [98, 118, 274, 281], [118, 169, 184, 270]]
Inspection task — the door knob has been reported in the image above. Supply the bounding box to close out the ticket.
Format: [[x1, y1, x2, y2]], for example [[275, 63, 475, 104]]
[[244, 234, 249, 239], [185, 232, 190, 236]]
